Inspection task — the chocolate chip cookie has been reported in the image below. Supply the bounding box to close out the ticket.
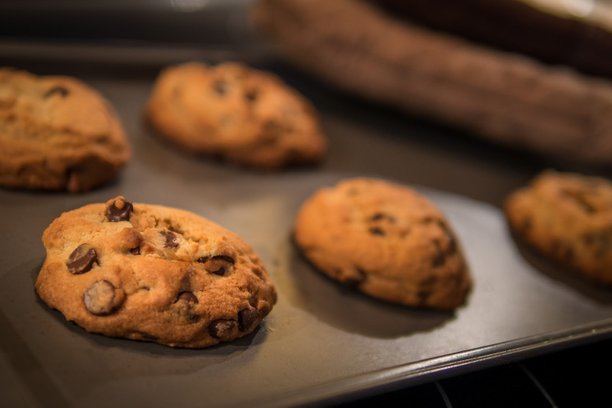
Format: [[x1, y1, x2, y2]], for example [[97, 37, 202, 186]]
[[145, 62, 327, 169], [0, 68, 130, 192], [35, 196, 277, 348], [505, 170, 612, 284], [293, 178, 472, 310]]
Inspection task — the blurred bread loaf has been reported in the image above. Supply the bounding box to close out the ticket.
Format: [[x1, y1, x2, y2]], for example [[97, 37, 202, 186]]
[[252, 0, 612, 165]]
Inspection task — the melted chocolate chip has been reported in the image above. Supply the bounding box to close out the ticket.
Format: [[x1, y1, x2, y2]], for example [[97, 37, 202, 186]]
[[417, 275, 438, 304], [431, 241, 446, 267], [208, 319, 236, 339], [67, 244, 98, 274], [106, 198, 133, 222], [83, 280, 120, 316], [369, 226, 385, 236], [199, 255, 235, 276], [370, 212, 386, 221], [213, 80, 228, 95], [245, 88, 258, 102], [369, 212, 396, 223], [562, 190, 597, 213], [417, 288, 432, 304], [44, 86, 70, 98], [176, 291, 198, 304], [238, 308, 259, 331], [161, 230, 179, 248]]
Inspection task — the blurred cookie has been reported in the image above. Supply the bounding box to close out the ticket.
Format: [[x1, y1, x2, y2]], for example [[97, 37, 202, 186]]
[[36, 196, 277, 348], [293, 178, 471, 310], [505, 170, 612, 284], [145, 62, 326, 169], [0, 68, 130, 192]]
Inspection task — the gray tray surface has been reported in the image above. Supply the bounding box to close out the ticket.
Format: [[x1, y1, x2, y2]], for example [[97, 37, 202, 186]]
[[1, 68, 612, 407]]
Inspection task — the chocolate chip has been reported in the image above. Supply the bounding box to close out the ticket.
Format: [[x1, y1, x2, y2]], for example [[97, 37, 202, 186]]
[[245, 88, 258, 102], [208, 319, 237, 339], [370, 212, 386, 221], [106, 198, 133, 222], [199, 255, 235, 276], [369, 226, 385, 236], [238, 308, 259, 331], [213, 80, 228, 95], [44, 86, 69, 98], [431, 241, 446, 267], [417, 288, 432, 304], [161, 230, 179, 248], [369, 212, 396, 223], [562, 190, 597, 213], [262, 120, 286, 138], [67, 244, 98, 274], [176, 291, 198, 304], [421, 216, 437, 224], [417, 275, 438, 304], [83, 280, 120, 316]]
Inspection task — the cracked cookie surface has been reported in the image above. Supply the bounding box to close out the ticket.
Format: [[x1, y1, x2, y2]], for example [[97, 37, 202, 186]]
[[0, 68, 130, 192], [293, 178, 472, 310], [35, 196, 277, 348], [505, 170, 612, 284], [145, 62, 327, 169]]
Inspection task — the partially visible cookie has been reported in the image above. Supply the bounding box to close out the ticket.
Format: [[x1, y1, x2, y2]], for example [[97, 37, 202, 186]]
[[145, 62, 327, 169], [35, 196, 277, 348], [505, 170, 612, 284], [293, 178, 472, 310], [0, 68, 130, 192]]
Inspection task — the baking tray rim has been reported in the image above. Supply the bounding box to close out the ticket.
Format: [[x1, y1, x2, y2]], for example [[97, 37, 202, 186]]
[[261, 318, 612, 406]]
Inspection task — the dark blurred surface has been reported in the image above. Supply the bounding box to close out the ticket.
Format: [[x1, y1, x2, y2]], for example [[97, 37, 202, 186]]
[[0, 0, 253, 45], [369, 0, 612, 78]]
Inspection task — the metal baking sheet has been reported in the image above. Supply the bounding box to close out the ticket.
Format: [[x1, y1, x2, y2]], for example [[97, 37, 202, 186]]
[[2, 54, 612, 408]]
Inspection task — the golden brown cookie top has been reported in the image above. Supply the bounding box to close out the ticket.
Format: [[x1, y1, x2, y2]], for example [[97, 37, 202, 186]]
[[0, 68, 130, 191], [36, 196, 277, 348], [294, 178, 471, 310], [145, 62, 327, 169], [505, 170, 612, 284]]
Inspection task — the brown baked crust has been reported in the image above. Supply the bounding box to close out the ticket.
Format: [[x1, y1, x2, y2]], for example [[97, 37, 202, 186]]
[[505, 170, 612, 284], [252, 0, 612, 165], [35, 196, 277, 348], [0, 68, 130, 192], [145, 62, 327, 169], [293, 178, 472, 310]]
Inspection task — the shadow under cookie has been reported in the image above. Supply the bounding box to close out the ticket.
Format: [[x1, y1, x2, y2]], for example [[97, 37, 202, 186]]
[[277, 240, 454, 339], [508, 230, 612, 306]]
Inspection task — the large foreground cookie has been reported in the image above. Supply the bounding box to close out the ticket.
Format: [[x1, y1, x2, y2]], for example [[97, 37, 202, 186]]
[[145, 62, 327, 169], [36, 196, 277, 348], [505, 171, 612, 285], [0, 68, 130, 192], [294, 178, 472, 310]]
